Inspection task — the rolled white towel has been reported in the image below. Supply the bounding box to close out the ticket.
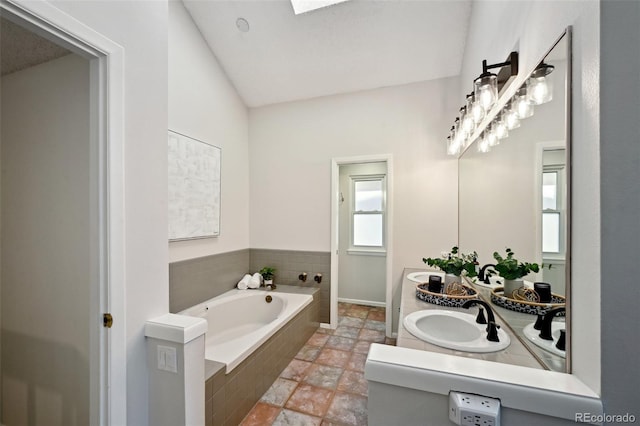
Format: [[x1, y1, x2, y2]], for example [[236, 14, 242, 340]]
[[248, 272, 261, 289], [237, 274, 251, 290]]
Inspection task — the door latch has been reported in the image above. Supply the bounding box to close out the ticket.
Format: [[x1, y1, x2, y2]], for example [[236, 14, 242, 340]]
[[103, 313, 113, 328]]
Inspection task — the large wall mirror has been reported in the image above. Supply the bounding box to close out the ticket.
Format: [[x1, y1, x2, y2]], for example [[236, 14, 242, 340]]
[[458, 29, 571, 373]]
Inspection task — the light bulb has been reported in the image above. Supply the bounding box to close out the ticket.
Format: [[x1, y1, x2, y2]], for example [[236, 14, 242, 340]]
[[477, 134, 491, 153], [495, 114, 508, 139], [471, 98, 485, 123], [505, 101, 521, 130], [487, 125, 499, 147]]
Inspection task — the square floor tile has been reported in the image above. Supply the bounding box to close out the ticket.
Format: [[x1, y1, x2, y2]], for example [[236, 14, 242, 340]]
[[272, 408, 322, 426], [338, 317, 364, 328], [324, 391, 368, 426], [367, 310, 386, 321], [358, 328, 386, 343], [281, 359, 312, 382], [284, 384, 334, 417], [303, 364, 343, 389], [260, 378, 299, 406], [337, 370, 368, 396], [315, 348, 351, 368], [295, 345, 321, 362], [363, 319, 385, 331], [346, 352, 367, 372], [325, 335, 356, 351], [240, 402, 281, 426], [307, 332, 330, 347], [333, 326, 360, 339], [343, 309, 368, 319], [352, 340, 372, 354]]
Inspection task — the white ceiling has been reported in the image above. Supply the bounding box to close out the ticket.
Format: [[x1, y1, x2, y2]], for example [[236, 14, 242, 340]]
[[182, 0, 472, 107]]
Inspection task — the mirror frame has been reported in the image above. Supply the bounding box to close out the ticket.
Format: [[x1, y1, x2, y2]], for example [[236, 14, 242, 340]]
[[457, 27, 573, 372]]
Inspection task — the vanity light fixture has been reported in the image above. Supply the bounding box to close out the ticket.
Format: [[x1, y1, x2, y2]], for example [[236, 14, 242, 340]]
[[473, 52, 519, 110], [494, 112, 509, 140], [477, 133, 491, 153], [486, 124, 499, 147], [528, 62, 555, 105], [469, 92, 486, 123]]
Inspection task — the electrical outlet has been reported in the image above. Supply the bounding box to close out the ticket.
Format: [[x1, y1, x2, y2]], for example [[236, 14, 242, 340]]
[[449, 391, 500, 426], [157, 345, 178, 373]]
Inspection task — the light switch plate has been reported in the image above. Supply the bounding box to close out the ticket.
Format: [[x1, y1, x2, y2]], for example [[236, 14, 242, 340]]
[[157, 345, 178, 373]]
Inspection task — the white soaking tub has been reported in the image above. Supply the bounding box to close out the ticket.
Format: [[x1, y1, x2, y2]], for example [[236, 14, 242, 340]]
[[180, 289, 313, 372]]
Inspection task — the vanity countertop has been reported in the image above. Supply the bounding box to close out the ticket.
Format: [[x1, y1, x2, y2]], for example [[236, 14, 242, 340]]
[[398, 268, 543, 369]]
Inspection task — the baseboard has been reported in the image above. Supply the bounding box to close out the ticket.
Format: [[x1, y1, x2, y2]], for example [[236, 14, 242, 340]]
[[338, 297, 386, 308]]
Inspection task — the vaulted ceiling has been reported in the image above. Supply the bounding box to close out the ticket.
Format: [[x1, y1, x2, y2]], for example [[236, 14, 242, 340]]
[[183, 0, 472, 107]]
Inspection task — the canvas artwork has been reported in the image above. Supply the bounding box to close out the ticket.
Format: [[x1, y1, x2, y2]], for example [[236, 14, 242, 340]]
[[168, 130, 221, 240]]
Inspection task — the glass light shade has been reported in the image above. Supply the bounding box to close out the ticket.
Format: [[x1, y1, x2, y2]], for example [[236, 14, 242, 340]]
[[471, 100, 485, 123], [528, 75, 553, 105], [477, 134, 491, 153], [487, 125, 499, 147], [504, 101, 521, 130], [515, 87, 534, 119], [458, 108, 472, 137], [447, 136, 458, 156], [461, 111, 475, 135], [474, 73, 498, 110], [494, 114, 509, 139], [465, 94, 476, 123]]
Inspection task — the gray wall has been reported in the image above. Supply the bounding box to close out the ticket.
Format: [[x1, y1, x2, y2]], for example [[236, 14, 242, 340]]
[[170, 248, 330, 323], [600, 0, 640, 420], [1, 54, 90, 425]]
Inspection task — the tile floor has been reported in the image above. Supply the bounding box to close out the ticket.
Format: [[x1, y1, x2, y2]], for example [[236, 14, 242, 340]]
[[240, 303, 396, 426]]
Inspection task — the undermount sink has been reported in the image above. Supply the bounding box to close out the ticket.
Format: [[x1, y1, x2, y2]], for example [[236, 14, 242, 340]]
[[403, 310, 510, 353], [406, 271, 442, 283], [523, 322, 566, 358]]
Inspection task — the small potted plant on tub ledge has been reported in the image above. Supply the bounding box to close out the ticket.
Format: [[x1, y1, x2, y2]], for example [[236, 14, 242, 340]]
[[259, 266, 276, 287], [492, 248, 540, 298], [423, 246, 478, 286]]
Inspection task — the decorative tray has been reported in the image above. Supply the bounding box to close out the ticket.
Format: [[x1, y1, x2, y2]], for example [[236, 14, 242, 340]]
[[490, 287, 565, 316], [415, 283, 478, 308]]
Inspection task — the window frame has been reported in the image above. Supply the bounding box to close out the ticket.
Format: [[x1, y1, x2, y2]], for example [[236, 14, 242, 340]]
[[542, 165, 566, 257], [349, 174, 386, 255]]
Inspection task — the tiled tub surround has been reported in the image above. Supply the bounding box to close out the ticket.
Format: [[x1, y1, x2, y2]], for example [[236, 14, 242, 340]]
[[170, 249, 250, 313], [169, 248, 330, 322], [250, 249, 331, 323], [398, 268, 542, 369], [205, 287, 320, 426]]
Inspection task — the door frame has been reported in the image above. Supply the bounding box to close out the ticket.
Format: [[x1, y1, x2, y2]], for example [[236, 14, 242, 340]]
[[0, 1, 126, 424], [330, 154, 394, 337]]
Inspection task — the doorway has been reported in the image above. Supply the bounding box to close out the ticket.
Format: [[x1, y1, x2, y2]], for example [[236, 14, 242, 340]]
[[0, 3, 125, 424], [330, 155, 393, 337]]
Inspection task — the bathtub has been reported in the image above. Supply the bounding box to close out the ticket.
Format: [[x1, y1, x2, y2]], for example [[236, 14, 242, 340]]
[[180, 289, 313, 373]]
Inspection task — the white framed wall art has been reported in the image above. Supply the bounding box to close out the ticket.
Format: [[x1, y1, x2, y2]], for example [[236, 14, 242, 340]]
[[168, 130, 221, 240]]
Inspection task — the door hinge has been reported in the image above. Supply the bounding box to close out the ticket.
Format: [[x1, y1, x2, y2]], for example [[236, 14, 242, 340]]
[[103, 313, 113, 328]]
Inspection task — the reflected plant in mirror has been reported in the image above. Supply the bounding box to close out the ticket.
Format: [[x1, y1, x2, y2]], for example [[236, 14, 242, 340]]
[[458, 30, 571, 373], [423, 246, 478, 284]]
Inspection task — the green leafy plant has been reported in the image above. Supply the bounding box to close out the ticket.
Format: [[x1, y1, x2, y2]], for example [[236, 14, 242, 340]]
[[492, 248, 540, 280], [259, 266, 276, 281], [423, 246, 478, 277]]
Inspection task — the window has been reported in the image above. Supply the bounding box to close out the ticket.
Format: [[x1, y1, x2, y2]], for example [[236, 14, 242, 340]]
[[542, 166, 565, 255], [351, 176, 385, 251]]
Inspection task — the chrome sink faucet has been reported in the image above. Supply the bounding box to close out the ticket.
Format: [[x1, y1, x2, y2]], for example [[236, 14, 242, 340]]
[[462, 299, 500, 342]]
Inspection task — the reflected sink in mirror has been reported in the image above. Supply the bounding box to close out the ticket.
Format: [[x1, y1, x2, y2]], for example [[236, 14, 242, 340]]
[[406, 271, 442, 283], [403, 310, 510, 353], [523, 321, 566, 358]]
